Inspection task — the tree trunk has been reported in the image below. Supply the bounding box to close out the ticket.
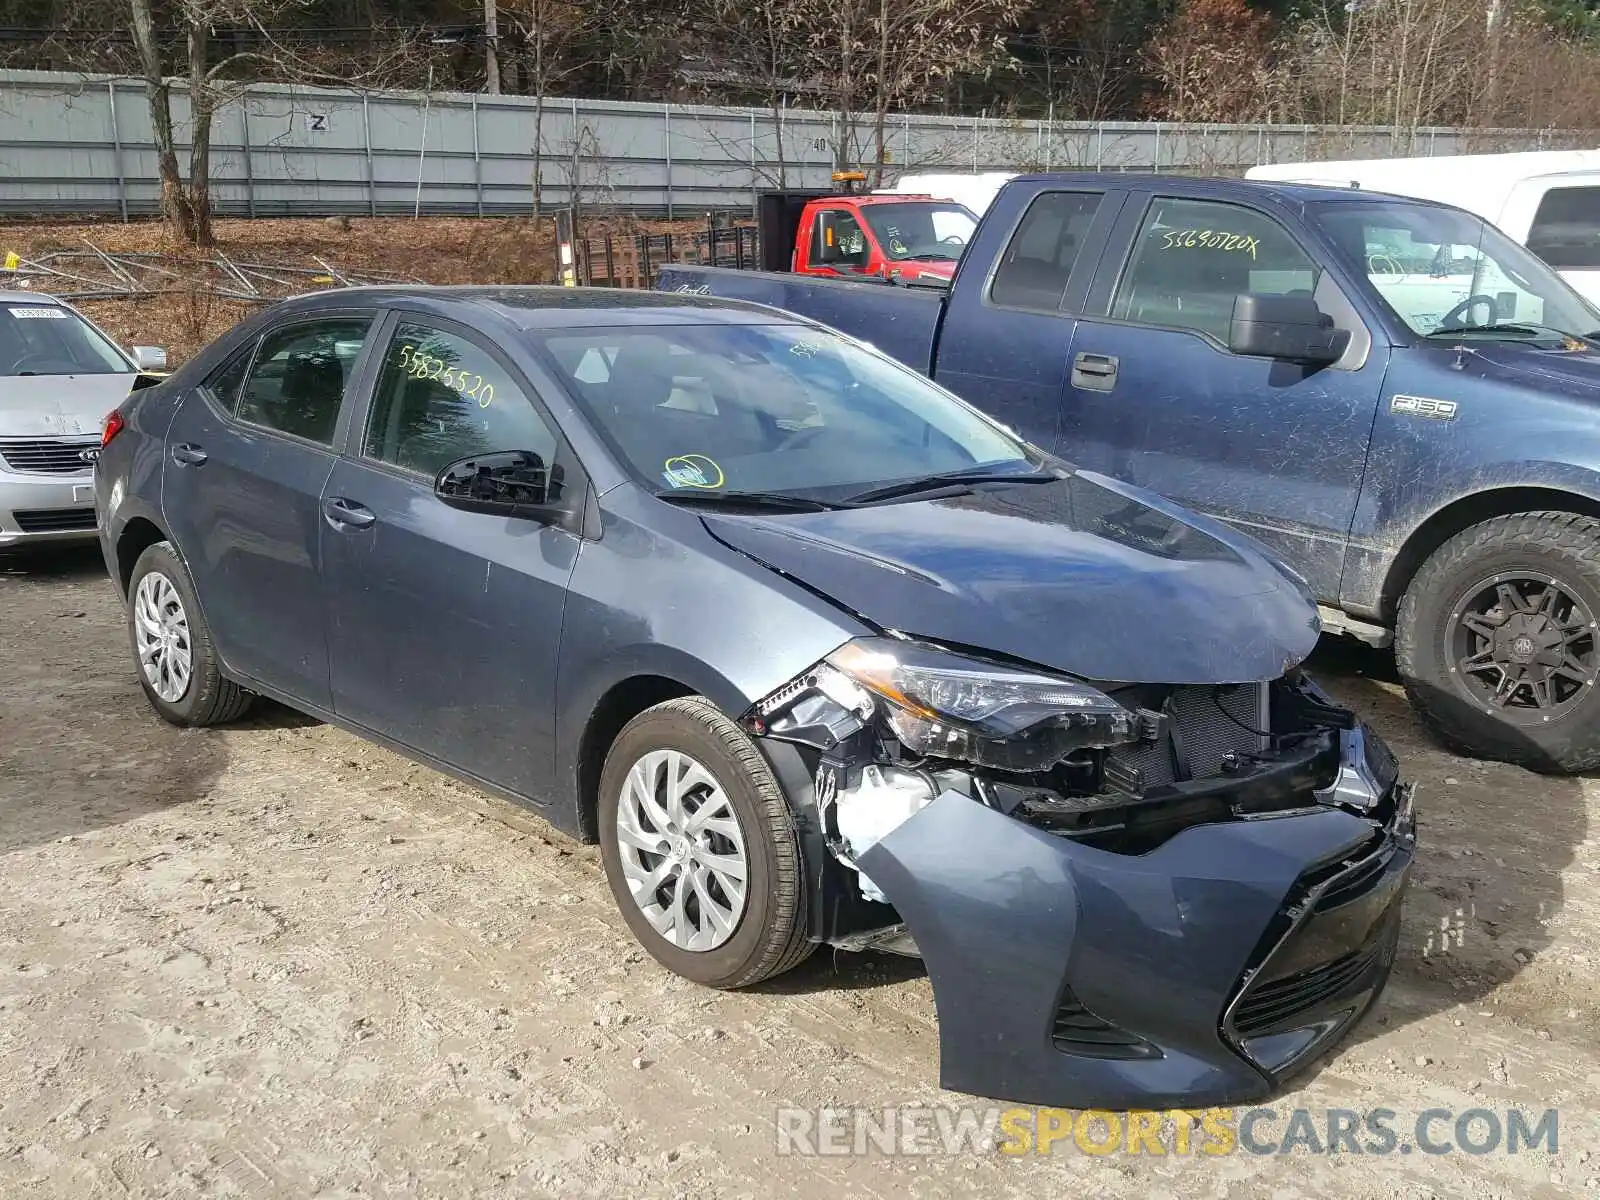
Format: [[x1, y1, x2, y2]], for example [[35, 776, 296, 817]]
[[188, 23, 215, 247], [484, 0, 501, 93], [871, 0, 890, 185], [129, 0, 195, 242]]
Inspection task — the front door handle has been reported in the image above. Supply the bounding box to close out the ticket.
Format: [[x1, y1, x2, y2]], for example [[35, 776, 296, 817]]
[[170, 442, 208, 466], [1071, 352, 1119, 392], [322, 497, 376, 530]]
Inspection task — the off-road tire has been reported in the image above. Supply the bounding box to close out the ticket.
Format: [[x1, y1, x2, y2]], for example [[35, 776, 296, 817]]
[[127, 540, 254, 727], [1396, 511, 1600, 773], [598, 696, 815, 988]]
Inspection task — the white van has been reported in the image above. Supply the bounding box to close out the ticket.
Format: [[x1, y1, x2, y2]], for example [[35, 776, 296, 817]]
[[1246, 149, 1600, 305]]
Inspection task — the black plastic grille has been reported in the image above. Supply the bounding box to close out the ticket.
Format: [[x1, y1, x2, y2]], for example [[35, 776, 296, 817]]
[[1107, 683, 1265, 790], [14, 507, 97, 532], [1051, 988, 1158, 1059], [1233, 935, 1388, 1038], [0, 437, 99, 475]]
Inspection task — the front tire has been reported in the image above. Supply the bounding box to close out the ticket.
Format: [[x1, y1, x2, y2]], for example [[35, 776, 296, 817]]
[[1396, 511, 1600, 772], [598, 696, 814, 988], [127, 541, 254, 727]]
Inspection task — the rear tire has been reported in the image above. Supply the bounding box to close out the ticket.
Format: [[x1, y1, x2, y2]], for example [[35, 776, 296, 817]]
[[127, 540, 254, 727], [598, 696, 814, 988], [1396, 511, 1600, 773]]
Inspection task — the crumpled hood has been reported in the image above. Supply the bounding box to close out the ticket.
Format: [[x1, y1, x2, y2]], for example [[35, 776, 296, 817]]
[[700, 471, 1321, 685], [0, 374, 134, 437]]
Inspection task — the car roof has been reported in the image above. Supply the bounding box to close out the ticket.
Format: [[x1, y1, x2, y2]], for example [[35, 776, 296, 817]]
[[274, 285, 805, 330], [1009, 171, 1434, 207], [0, 290, 64, 305]]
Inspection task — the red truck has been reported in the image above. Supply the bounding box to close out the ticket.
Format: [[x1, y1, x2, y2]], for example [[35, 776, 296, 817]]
[[755, 173, 978, 282]]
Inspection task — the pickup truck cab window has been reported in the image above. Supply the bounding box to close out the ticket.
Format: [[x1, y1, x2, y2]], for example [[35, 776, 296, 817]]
[[810, 208, 870, 270], [234, 318, 371, 446], [990, 190, 1104, 310], [1111, 198, 1320, 343], [1316, 199, 1600, 341], [363, 319, 558, 478]]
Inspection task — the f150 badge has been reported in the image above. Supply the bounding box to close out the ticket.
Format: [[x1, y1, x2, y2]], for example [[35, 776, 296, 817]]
[[1390, 394, 1458, 421]]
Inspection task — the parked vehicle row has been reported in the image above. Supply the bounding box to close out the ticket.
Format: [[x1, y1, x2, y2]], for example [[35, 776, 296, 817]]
[[94, 285, 1414, 1109], [660, 171, 1600, 773]]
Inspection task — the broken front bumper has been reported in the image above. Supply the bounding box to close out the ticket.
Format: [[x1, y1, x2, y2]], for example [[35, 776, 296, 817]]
[[855, 780, 1415, 1109]]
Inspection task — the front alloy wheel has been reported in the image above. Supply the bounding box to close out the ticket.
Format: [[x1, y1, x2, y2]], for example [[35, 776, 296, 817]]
[[597, 696, 814, 988], [614, 748, 749, 951]]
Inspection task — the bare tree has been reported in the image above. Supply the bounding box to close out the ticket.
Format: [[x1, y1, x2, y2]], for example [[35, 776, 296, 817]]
[[126, 0, 416, 245]]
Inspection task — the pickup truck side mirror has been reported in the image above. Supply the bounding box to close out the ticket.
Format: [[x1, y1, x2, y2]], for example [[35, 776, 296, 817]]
[[131, 345, 168, 372], [815, 212, 842, 264], [1228, 293, 1350, 366], [434, 450, 562, 519]]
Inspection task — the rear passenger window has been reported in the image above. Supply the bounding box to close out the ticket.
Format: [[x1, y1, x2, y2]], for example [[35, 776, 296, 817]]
[[235, 319, 370, 446], [204, 345, 254, 411], [1527, 186, 1600, 269], [990, 191, 1104, 310], [363, 321, 557, 479]]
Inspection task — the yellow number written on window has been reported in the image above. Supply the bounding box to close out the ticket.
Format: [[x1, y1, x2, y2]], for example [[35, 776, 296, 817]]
[[398, 343, 496, 408]]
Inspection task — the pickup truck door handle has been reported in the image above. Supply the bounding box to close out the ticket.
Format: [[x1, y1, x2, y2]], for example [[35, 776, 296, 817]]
[[170, 442, 208, 467], [1071, 352, 1120, 392], [322, 497, 376, 530]]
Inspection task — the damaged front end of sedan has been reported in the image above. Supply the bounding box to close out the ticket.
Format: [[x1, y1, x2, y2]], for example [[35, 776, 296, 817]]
[[742, 635, 1416, 1110]]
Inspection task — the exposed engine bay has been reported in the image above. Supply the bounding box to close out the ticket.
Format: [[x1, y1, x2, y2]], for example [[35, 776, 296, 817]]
[[743, 634, 1398, 938]]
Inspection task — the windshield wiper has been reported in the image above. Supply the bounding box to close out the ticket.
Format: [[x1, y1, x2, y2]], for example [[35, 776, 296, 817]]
[[653, 489, 845, 513], [844, 466, 1058, 505], [1427, 322, 1589, 341]]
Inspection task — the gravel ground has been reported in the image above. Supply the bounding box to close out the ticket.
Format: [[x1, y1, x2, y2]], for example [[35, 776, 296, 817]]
[[2, 544, 1598, 1199]]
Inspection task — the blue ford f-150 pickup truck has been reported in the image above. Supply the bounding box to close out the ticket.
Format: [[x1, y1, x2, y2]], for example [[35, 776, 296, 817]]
[[659, 172, 1600, 773]]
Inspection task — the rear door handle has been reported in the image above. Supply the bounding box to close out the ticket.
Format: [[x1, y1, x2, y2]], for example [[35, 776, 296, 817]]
[[170, 443, 208, 466], [1071, 352, 1119, 392], [322, 497, 376, 530]]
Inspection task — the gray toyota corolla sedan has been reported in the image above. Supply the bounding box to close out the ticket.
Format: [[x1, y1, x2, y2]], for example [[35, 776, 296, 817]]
[[96, 287, 1414, 1109]]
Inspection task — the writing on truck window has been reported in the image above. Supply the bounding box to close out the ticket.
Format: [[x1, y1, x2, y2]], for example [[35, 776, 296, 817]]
[[400, 343, 495, 408], [1158, 229, 1261, 259]]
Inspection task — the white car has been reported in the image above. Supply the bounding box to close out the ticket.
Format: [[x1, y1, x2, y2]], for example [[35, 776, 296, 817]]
[[0, 292, 166, 548]]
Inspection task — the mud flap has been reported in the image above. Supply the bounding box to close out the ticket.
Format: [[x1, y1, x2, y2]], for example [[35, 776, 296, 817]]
[[854, 790, 1382, 1109]]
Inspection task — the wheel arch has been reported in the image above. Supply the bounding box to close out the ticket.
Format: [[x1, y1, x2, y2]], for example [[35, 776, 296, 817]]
[[114, 515, 170, 599], [1380, 486, 1600, 622], [573, 674, 701, 844]]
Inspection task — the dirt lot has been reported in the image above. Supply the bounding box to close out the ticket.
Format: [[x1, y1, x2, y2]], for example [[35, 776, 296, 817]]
[[1, 544, 1598, 1199]]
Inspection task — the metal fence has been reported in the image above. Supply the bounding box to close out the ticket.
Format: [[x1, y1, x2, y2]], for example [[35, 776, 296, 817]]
[[0, 69, 1590, 218]]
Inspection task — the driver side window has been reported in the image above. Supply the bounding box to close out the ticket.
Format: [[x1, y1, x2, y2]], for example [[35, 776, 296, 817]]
[[811, 210, 869, 269], [1111, 198, 1320, 342], [363, 321, 557, 480]]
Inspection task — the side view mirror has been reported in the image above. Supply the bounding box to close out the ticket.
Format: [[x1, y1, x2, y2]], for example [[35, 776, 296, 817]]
[[816, 212, 842, 264], [434, 450, 562, 519], [131, 345, 168, 372], [1228, 294, 1350, 365]]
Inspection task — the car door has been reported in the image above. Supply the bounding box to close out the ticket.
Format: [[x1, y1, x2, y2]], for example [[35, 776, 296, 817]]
[[320, 312, 582, 801], [932, 187, 1123, 452], [161, 312, 375, 710], [1062, 193, 1387, 600]]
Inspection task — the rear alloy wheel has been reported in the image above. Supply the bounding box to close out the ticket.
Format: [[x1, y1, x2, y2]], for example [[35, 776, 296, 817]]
[[126, 541, 254, 727], [598, 697, 814, 988], [1397, 511, 1600, 772]]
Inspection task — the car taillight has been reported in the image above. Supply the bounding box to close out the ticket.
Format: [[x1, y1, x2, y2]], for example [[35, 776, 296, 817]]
[[102, 409, 125, 446]]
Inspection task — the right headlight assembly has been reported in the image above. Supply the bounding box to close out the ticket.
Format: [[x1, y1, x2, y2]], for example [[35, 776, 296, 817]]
[[823, 637, 1139, 772]]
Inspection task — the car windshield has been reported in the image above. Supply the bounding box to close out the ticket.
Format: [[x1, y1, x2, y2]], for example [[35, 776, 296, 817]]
[[859, 203, 978, 262], [0, 303, 130, 376], [1313, 200, 1600, 341], [534, 322, 1032, 499]]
